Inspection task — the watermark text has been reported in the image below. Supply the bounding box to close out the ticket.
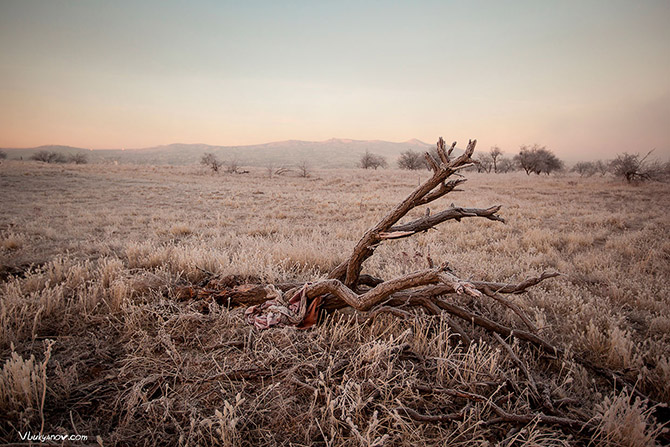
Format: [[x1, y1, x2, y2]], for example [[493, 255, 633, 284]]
[[19, 431, 89, 443]]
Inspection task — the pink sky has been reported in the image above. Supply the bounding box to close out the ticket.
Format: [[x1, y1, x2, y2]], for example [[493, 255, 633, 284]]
[[1, 1, 668, 161]]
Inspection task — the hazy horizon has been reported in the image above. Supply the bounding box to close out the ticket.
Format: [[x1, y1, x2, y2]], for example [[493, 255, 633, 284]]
[[0, 136, 432, 150], [1, 0, 669, 160]]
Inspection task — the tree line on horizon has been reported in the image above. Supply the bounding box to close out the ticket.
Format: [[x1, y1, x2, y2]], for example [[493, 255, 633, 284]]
[[6, 145, 667, 184], [360, 145, 669, 183], [390, 144, 564, 175]]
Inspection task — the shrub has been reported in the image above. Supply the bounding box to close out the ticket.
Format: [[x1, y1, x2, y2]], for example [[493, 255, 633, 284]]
[[514, 144, 564, 175], [30, 151, 66, 163], [225, 157, 240, 174], [496, 157, 515, 173], [67, 153, 88, 164], [572, 161, 596, 177], [594, 160, 610, 176], [610, 151, 660, 183], [297, 160, 310, 178], [200, 153, 221, 173], [397, 150, 426, 170], [360, 150, 388, 170]]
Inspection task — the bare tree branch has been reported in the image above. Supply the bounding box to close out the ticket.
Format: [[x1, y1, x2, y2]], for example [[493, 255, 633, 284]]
[[380, 205, 504, 239], [331, 139, 480, 287]]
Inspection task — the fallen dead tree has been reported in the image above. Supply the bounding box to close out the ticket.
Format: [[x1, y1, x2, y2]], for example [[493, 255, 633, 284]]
[[183, 138, 557, 331], [177, 137, 669, 435]]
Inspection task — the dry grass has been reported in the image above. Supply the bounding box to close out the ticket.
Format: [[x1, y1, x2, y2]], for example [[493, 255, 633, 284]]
[[0, 160, 668, 445]]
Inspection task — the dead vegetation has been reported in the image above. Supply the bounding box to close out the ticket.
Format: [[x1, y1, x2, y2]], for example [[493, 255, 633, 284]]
[[0, 152, 669, 445]]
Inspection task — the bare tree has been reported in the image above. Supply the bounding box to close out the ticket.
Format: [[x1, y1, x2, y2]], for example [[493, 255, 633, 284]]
[[30, 151, 51, 163], [30, 151, 66, 163], [30, 151, 52, 163], [594, 160, 610, 176], [67, 153, 88, 164], [297, 160, 310, 178], [360, 150, 388, 170], [572, 162, 596, 177], [489, 146, 503, 173], [514, 147, 535, 175], [514, 145, 563, 175], [610, 151, 660, 183], [224, 157, 240, 174], [200, 153, 221, 173], [397, 150, 426, 170], [496, 157, 515, 173], [475, 153, 493, 173], [536, 150, 563, 175]]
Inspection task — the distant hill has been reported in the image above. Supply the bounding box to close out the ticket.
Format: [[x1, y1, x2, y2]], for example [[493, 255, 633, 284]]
[[1, 145, 93, 160], [1, 138, 468, 168]]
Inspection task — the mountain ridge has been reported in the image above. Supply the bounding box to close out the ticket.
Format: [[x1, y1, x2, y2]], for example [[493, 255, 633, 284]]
[[0, 137, 445, 168]]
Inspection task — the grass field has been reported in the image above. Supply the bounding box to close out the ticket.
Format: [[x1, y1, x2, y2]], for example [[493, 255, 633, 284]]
[[1, 160, 669, 446]]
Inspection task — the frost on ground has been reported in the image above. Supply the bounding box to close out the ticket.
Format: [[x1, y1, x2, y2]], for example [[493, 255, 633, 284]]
[[1, 159, 669, 445]]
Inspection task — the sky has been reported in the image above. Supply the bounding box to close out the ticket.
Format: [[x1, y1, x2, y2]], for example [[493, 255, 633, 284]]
[[1, 0, 669, 161]]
